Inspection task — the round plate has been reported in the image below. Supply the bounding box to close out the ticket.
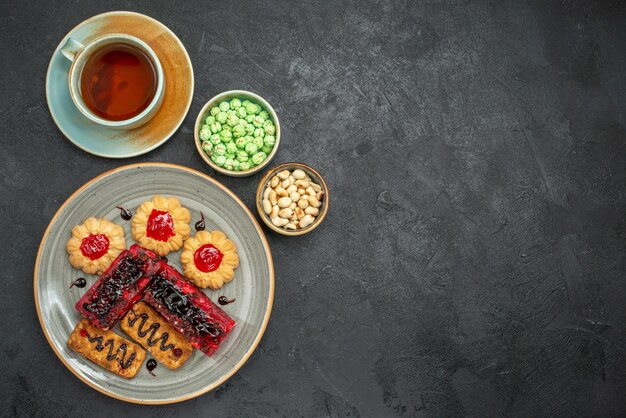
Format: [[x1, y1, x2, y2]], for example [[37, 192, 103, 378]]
[[46, 12, 194, 158], [34, 163, 274, 404]]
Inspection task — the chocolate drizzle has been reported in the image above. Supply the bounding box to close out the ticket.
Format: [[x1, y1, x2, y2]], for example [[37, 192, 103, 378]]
[[217, 296, 235, 306], [149, 276, 222, 339], [194, 212, 205, 232], [70, 278, 87, 289], [116, 206, 133, 221], [146, 359, 157, 376], [82, 256, 144, 321], [126, 309, 176, 353], [83, 330, 136, 369]]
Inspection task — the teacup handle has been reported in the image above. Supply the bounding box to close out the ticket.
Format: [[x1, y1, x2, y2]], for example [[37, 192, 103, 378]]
[[60, 38, 84, 62]]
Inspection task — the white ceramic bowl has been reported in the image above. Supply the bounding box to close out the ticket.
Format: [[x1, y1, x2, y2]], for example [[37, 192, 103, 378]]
[[194, 90, 281, 177]]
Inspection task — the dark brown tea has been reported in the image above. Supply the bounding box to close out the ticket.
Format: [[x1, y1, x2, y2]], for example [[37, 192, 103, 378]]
[[80, 44, 157, 121]]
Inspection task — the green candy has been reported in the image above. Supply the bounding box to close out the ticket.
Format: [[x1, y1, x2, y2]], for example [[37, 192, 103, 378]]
[[210, 107, 220, 116], [219, 101, 230, 112], [259, 110, 269, 120], [238, 118, 248, 126], [205, 115, 216, 125], [253, 115, 264, 128], [241, 99, 251, 107], [227, 114, 239, 127], [236, 107, 247, 118], [240, 161, 251, 171], [251, 151, 267, 165], [199, 126, 212, 141], [213, 143, 226, 156], [223, 158, 234, 171], [209, 121, 221, 133], [216, 112, 227, 124], [232, 160, 241, 171], [244, 143, 258, 155], [253, 128, 265, 138], [201, 141, 214, 154], [264, 122, 275, 136], [226, 109, 236, 117], [244, 123, 254, 135], [253, 136, 264, 149], [263, 135, 275, 147], [230, 98, 242, 110], [262, 145, 273, 155], [226, 142, 238, 154], [215, 155, 226, 167], [225, 152, 236, 160], [236, 150, 249, 162], [245, 103, 259, 115], [235, 137, 247, 149], [245, 114, 255, 123], [233, 125, 246, 138], [209, 133, 221, 145], [219, 129, 233, 142]]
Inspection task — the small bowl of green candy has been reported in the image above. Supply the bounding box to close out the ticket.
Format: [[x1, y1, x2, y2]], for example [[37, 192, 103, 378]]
[[194, 90, 280, 177]]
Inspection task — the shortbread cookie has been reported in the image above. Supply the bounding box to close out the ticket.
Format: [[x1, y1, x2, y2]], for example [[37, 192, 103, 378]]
[[131, 196, 191, 256], [68, 319, 146, 379], [66, 217, 126, 275], [121, 302, 194, 369], [180, 230, 239, 289]]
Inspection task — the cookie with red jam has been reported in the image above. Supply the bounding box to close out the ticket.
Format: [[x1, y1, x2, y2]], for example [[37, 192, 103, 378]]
[[180, 230, 239, 289], [131, 196, 191, 256], [66, 217, 126, 275]]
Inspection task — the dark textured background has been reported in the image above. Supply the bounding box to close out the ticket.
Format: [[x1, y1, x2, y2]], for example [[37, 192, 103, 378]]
[[1, 0, 626, 416]]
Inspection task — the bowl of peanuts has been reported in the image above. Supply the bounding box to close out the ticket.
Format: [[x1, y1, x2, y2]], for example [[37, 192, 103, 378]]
[[256, 162, 329, 236]]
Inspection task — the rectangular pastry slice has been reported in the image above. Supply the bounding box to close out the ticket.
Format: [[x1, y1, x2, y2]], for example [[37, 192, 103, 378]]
[[75, 244, 161, 329], [68, 319, 146, 379], [121, 301, 194, 369], [144, 263, 236, 357]]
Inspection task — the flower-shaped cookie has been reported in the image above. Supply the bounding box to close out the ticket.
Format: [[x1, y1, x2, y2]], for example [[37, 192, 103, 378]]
[[181, 230, 239, 289], [66, 217, 126, 275], [131, 196, 191, 256]]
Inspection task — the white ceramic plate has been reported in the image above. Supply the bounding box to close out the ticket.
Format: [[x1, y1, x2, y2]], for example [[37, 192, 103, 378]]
[[34, 163, 274, 404]]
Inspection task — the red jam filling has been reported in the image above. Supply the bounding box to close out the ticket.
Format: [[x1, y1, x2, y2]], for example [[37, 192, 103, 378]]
[[146, 209, 175, 242], [80, 329, 88, 338], [194, 244, 224, 273], [80, 233, 110, 260]]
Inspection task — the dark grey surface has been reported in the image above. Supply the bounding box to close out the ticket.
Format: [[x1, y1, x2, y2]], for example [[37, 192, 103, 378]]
[[1, 0, 626, 416]]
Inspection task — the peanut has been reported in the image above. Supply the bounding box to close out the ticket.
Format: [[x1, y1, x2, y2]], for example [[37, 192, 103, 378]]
[[278, 208, 293, 218], [277, 197, 292, 208], [298, 198, 309, 209], [262, 199, 272, 215], [292, 169, 306, 180], [299, 214, 315, 228], [305, 207, 319, 216]]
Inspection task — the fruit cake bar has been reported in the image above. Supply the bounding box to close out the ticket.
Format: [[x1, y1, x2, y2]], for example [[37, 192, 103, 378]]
[[75, 244, 161, 329], [143, 263, 236, 356]]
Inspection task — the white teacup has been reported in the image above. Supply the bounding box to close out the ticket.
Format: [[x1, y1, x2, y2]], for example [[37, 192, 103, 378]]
[[60, 34, 165, 130]]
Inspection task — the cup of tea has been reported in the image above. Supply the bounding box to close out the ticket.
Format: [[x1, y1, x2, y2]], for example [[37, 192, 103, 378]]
[[59, 34, 165, 130]]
